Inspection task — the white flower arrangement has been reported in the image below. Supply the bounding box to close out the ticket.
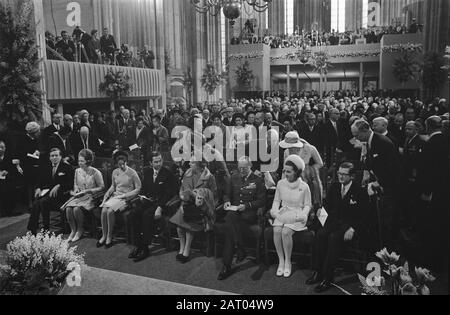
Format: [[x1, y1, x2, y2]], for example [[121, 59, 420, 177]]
[[0, 231, 85, 295]]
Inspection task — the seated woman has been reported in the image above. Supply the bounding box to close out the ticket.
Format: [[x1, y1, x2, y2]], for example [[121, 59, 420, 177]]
[[170, 158, 217, 263], [62, 149, 105, 242], [270, 155, 312, 278], [98, 151, 141, 248]]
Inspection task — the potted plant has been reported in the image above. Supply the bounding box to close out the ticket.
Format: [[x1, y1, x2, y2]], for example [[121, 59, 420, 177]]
[[392, 53, 421, 87], [0, 1, 42, 130], [0, 231, 85, 295], [358, 248, 436, 296], [99, 68, 133, 111], [235, 61, 255, 89]]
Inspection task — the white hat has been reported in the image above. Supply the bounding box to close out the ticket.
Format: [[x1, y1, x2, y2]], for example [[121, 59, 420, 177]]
[[25, 122, 40, 134], [284, 154, 305, 171], [279, 131, 304, 149]]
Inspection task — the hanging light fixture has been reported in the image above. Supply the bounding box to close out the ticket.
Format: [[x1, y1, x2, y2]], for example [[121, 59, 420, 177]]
[[191, 0, 272, 25]]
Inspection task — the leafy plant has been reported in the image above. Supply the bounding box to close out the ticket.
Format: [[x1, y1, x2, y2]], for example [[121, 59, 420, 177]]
[[165, 50, 171, 75], [200, 63, 226, 96], [358, 248, 436, 296], [312, 50, 332, 74], [0, 1, 42, 124], [99, 68, 133, 99], [392, 53, 420, 86], [234, 61, 255, 87], [0, 231, 85, 295], [421, 52, 446, 98]]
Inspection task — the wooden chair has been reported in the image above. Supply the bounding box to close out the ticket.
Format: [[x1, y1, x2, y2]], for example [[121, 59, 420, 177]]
[[213, 206, 266, 264]]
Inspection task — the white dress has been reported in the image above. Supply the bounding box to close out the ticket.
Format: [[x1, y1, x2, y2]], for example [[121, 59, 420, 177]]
[[270, 178, 312, 232]]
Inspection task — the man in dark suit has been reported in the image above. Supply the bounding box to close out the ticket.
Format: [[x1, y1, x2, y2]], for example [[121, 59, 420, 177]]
[[400, 121, 425, 228], [128, 117, 153, 162], [128, 152, 178, 262], [27, 148, 74, 234], [100, 27, 117, 62], [218, 156, 266, 280], [352, 119, 401, 251], [55, 31, 76, 61], [46, 127, 74, 164], [298, 112, 322, 151], [116, 109, 136, 150], [0, 140, 15, 217], [372, 117, 400, 151], [321, 109, 346, 167], [307, 162, 369, 293], [418, 116, 449, 271], [71, 126, 100, 158]]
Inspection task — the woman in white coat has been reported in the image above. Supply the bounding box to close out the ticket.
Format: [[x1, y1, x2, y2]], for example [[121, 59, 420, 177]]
[[270, 155, 312, 278]]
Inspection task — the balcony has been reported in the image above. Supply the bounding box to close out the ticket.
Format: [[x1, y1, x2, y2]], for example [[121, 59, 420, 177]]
[[43, 60, 163, 103]]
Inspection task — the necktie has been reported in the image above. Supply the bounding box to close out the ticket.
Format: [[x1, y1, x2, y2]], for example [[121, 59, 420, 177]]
[[341, 185, 346, 199], [153, 171, 158, 182], [52, 166, 57, 177]]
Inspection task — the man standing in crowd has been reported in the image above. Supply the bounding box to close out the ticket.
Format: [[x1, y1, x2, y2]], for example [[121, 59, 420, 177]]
[[27, 148, 74, 234], [56, 31, 76, 61], [218, 157, 266, 281], [128, 152, 178, 262], [351, 119, 401, 251], [307, 162, 369, 293], [100, 27, 117, 63], [418, 116, 449, 271]]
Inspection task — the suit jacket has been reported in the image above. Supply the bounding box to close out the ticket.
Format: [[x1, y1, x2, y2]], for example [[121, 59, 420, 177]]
[[71, 134, 100, 158], [152, 126, 170, 152], [224, 171, 266, 213], [37, 161, 74, 201], [116, 118, 136, 148], [0, 154, 13, 178], [326, 182, 369, 236], [47, 133, 74, 160], [15, 134, 41, 179], [298, 124, 323, 151], [321, 120, 340, 149], [100, 35, 117, 54], [142, 167, 178, 209], [418, 133, 449, 197], [55, 40, 76, 61], [366, 133, 401, 195], [402, 135, 425, 183]]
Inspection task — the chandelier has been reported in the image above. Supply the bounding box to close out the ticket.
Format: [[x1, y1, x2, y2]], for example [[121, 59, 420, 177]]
[[191, 0, 272, 25]]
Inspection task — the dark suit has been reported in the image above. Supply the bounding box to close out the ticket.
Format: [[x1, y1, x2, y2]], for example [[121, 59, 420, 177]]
[[71, 134, 100, 158], [221, 172, 266, 267], [47, 133, 74, 161], [417, 133, 450, 270], [129, 167, 177, 248], [27, 161, 74, 233], [116, 119, 136, 150], [100, 35, 117, 57], [55, 40, 76, 61], [321, 120, 346, 166], [15, 134, 41, 186], [365, 133, 401, 249], [298, 124, 323, 152], [128, 127, 153, 161], [0, 153, 14, 216], [312, 182, 369, 281]]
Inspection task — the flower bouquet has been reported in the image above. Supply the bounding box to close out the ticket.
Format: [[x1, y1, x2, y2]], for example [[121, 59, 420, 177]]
[[0, 231, 85, 295], [99, 68, 133, 99], [358, 248, 436, 295], [235, 61, 255, 87]]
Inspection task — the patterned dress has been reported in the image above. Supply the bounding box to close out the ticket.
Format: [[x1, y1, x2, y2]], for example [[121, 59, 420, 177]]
[[62, 167, 104, 211]]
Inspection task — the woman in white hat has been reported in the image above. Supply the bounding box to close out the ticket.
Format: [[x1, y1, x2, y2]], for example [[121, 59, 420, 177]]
[[270, 155, 312, 278], [279, 131, 324, 208]]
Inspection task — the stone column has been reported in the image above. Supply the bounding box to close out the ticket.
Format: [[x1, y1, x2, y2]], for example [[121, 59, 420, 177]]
[[155, 0, 167, 111], [286, 65, 291, 98], [359, 62, 364, 97]]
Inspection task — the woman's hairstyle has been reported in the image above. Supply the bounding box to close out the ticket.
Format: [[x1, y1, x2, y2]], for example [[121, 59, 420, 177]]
[[113, 150, 128, 163], [284, 160, 302, 179], [190, 157, 207, 170], [79, 149, 95, 166]]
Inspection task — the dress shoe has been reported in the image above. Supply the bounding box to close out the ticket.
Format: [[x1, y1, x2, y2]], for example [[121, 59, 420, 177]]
[[128, 247, 140, 259], [96, 240, 105, 248], [235, 249, 247, 264], [176, 254, 184, 261], [314, 280, 333, 293], [276, 263, 285, 277], [179, 255, 190, 264], [133, 249, 150, 263], [218, 266, 233, 281], [283, 263, 292, 278], [105, 242, 114, 249], [306, 272, 323, 285]]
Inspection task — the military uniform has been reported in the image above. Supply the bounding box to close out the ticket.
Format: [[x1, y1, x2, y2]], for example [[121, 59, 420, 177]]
[[221, 171, 266, 267]]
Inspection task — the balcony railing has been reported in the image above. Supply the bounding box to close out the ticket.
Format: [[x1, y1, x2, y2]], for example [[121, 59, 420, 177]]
[[43, 60, 162, 102]]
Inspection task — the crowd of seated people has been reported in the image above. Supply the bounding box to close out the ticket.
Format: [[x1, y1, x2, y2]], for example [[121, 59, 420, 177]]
[[46, 27, 155, 68], [0, 90, 448, 292], [232, 20, 423, 48]]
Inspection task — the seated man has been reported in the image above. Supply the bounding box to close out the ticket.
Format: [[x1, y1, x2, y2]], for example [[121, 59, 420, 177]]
[[128, 152, 178, 262], [307, 162, 369, 293], [27, 148, 74, 234], [0, 140, 14, 217], [218, 156, 266, 281]]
